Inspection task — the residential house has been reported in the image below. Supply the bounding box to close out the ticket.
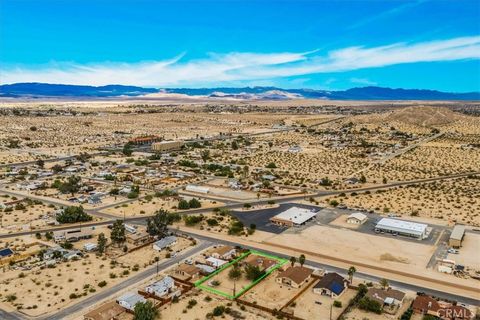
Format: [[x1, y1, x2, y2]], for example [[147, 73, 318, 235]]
[[0, 248, 14, 259], [243, 254, 278, 273], [366, 288, 406, 308], [174, 264, 201, 279], [209, 246, 236, 260], [83, 301, 125, 320], [206, 257, 228, 269], [276, 266, 313, 289], [412, 295, 473, 320], [313, 272, 349, 298], [83, 243, 98, 252], [145, 276, 176, 298], [196, 264, 216, 275], [117, 292, 146, 311], [126, 231, 151, 246], [153, 236, 177, 251]]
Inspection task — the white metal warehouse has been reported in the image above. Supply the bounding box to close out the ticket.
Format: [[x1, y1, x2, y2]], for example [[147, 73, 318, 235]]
[[375, 218, 428, 239]]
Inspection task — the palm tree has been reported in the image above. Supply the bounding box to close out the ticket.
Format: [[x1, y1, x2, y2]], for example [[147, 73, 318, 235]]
[[347, 266, 356, 283], [299, 254, 306, 267], [290, 256, 296, 267]]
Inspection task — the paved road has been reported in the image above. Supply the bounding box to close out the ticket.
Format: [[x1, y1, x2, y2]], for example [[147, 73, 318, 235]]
[[1, 171, 478, 240], [174, 229, 480, 306], [0, 240, 212, 320]]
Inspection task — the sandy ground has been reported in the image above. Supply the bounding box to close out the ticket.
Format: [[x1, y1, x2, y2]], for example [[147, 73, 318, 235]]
[[0, 233, 192, 316], [160, 289, 275, 320], [268, 225, 434, 271], [446, 232, 480, 269], [205, 264, 254, 297], [0, 199, 57, 233], [335, 177, 480, 226], [293, 287, 356, 320], [241, 269, 303, 310]]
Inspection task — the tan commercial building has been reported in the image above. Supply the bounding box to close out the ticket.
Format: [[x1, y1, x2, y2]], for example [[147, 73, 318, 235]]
[[151, 140, 184, 152], [449, 224, 466, 248]]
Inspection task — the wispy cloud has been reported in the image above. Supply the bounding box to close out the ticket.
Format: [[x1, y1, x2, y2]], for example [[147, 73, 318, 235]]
[[350, 78, 377, 86], [346, 0, 428, 30], [1, 36, 479, 87]]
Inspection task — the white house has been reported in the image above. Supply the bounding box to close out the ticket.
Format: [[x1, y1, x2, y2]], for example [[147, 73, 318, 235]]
[[117, 292, 146, 311], [209, 246, 236, 260], [206, 257, 228, 268], [83, 243, 98, 251], [153, 236, 177, 251], [145, 276, 176, 298]]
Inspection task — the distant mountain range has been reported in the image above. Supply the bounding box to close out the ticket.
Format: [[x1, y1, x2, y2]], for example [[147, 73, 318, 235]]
[[1, 82, 479, 100]]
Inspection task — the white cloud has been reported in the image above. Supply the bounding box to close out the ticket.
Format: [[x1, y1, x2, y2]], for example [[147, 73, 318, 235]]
[[1, 36, 479, 87], [350, 78, 377, 86]]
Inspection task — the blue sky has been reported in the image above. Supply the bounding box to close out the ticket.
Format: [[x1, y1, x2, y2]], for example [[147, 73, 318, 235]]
[[1, 0, 479, 91]]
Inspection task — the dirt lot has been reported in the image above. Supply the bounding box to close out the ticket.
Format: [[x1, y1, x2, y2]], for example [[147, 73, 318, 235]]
[[267, 225, 434, 272], [203, 263, 254, 298], [292, 286, 357, 320], [446, 232, 480, 269], [241, 269, 302, 310], [0, 198, 57, 233], [336, 177, 480, 226], [159, 288, 275, 320]]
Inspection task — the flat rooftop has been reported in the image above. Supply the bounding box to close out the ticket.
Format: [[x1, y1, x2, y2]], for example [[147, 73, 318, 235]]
[[271, 206, 317, 225], [376, 218, 428, 233]]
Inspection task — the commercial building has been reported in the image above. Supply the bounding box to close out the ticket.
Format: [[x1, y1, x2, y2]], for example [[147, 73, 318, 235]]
[[152, 140, 184, 152], [270, 206, 318, 227], [449, 225, 466, 248], [346, 212, 368, 225], [375, 218, 428, 239]]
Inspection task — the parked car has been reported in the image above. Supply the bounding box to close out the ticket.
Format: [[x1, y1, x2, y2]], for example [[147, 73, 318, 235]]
[[447, 248, 459, 254]]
